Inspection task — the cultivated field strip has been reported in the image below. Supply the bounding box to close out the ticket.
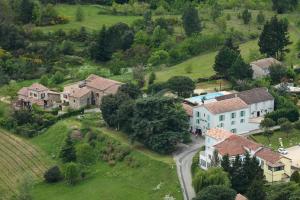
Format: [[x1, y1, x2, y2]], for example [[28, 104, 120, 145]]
[[0, 130, 49, 199]]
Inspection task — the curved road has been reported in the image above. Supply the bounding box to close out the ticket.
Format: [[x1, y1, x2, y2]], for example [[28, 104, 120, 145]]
[[174, 136, 204, 200]]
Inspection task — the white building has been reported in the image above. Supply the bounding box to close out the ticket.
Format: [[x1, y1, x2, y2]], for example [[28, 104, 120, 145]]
[[200, 128, 233, 169], [250, 57, 281, 79], [188, 88, 274, 135], [199, 129, 292, 183]]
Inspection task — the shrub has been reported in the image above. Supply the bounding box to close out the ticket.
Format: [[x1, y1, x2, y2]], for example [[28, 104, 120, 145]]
[[64, 162, 80, 185], [76, 143, 96, 166], [44, 166, 62, 183], [290, 171, 300, 183], [266, 108, 299, 123], [278, 118, 289, 125], [294, 121, 300, 130]]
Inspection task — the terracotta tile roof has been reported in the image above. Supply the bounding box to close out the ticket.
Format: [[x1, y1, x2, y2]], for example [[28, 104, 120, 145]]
[[69, 87, 91, 98], [18, 87, 29, 97], [255, 148, 281, 164], [28, 83, 49, 92], [86, 74, 122, 93], [236, 194, 248, 200], [214, 135, 262, 156], [182, 103, 193, 117], [206, 128, 233, 140], [216, 88, 274, 105], [250, 57, 281, 69], [203, 97, 248, 114]]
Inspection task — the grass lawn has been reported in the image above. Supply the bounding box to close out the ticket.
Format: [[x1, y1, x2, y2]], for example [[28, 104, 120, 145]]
[[196, 79, 232, 92], [251, 129, 300, 150], [154, 39, 259, 83], [35, 4, 141, 32], [30, 114, 181, 200]]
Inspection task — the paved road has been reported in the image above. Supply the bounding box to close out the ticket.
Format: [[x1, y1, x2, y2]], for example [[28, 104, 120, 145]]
[[174, 136, 204, 200]]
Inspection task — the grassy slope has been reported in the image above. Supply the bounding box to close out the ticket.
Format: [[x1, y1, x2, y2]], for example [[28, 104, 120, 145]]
[[154, 39, 258, 82], [30, 116, 181, 200], [36, 4, 141, 32], [252, 130, 300, 150]]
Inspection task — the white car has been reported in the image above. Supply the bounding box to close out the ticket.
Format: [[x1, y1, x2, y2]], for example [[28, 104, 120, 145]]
[[278, 148, 288, 155]]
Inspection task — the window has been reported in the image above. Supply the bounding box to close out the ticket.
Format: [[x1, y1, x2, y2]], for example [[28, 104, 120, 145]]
[[96, 93, 99, 97], [73, 100, 76, 103], [220, 123, 224, 128], [240, 119, 245, 123], [231, 129, 237, 133], [41, 93, 45, 99], [196, 119, 200, 124], [231, 121, 235, 125], [240, 111, 245, 117], [207, 115, 210, 121], [197, 112, 200, 117], [231, 112, 236, 119], [219, 115, 225, 121], [207, 123, 210, 129]]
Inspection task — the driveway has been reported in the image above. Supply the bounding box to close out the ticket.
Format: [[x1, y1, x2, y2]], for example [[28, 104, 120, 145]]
[[173, 135, 204, 200], [286, 146, 300, 168]]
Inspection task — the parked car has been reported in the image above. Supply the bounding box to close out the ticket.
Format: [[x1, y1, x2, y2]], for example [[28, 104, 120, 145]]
[[278, 148, 288, 155]]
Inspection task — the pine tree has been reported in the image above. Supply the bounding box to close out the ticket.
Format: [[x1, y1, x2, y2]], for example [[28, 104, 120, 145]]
[[213, 47, 240, 77], [90, 26, 112, 61], [258, 16, 291, 59], [228, 56, 253, 80], [246, 179, 266, 200], [182, 5, 202, 36], [221, 154, 231, 174], [224, 37, 240, 53], [256, 11, 265, 25], [19, 0, 35, 24], [59, 135, 76, 163], [242, 9, 252, 24]]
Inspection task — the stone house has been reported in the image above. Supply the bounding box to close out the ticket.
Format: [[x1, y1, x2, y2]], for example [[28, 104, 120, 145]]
[[17, 83, 60, 108], [251, 57, 281, 79]]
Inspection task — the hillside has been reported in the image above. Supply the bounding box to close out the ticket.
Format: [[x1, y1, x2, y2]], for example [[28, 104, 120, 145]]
[[0, 130, 49, 199]]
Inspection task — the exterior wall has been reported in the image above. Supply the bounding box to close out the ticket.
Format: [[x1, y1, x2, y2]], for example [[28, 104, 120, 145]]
[[262, 157, 292, 182], [85, 87, 104, 106], [69, 93, 91, 110], [249, 100, 274, 118], [252, 65, 269, 79], [192, 106, 254, 134]]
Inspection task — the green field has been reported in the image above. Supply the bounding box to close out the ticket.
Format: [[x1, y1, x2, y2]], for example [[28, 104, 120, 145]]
[[36, 4, 140, 32], [0, 129, 49, 199], [30, 115, 182, 200], [154, 39, 259, 82], [251, 129, 300, 150]]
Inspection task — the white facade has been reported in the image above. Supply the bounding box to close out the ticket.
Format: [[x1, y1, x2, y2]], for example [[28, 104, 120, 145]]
[[249, 100, 274, 118], [192, 106, 260, 135]]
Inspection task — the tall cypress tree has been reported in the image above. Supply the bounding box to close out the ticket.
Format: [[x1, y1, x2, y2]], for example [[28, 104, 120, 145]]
[[246, 179, 266, 200], [182, 5, 202, 36], [90, 26, 112, 61], [59, 135, 76, 163], [19, 0, 35, 24], [258, 16, 291, 59], [213, 47, 240, 77]]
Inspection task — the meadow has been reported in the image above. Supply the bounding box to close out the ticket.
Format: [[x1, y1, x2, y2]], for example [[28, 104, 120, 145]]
[[30, 114, 182, 200], [251, 130, 300, 150]]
